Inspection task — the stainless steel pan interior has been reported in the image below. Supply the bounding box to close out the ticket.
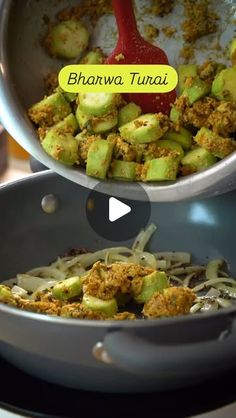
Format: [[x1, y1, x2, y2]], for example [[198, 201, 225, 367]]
[[1, 0, 236, 202]]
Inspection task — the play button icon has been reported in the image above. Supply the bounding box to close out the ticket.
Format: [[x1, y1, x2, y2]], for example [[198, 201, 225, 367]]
[[109, 197, 131, 222], [86, 183, 151, 242]]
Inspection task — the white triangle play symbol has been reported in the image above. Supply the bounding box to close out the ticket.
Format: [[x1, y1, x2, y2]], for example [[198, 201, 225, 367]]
[[109, 197, 131, 222]]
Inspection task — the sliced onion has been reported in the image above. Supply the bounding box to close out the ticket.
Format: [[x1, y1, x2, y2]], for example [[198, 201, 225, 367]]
[[63, 256, 84, 270], [104, 252, 129, 265], [206, 288, 221, 298], [155, 252, 191, 264], [216, 297, 232, 308], [193, 277, 236, 293], [134, 251, 157, 269], [190, 303, 203, 314], [11, 285, 28, 298], [132, 224, 157, 252], [200, 300, 218, 312], [17, 274, 55, 293], [26, 267, 65, 281], [1, 278, 18, 287], [156, 260, 168, 270], [217, 285, 236, 299], [183, 273, 195, 288], [169, 275, 184, 285], [205, 259, 224, 281], [29, 280, 57, 300], [67, 266, 86, 277], [168, 266, 205, 275], [218, 270, 229, 278], [77, 248, 134, 268]]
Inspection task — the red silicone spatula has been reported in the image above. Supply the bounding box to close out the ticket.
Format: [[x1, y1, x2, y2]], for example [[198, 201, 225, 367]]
[[106, 0, 176, 115]]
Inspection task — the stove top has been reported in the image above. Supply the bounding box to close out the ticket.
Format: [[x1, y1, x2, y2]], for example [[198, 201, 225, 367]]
[[1, 357, 236, 418]]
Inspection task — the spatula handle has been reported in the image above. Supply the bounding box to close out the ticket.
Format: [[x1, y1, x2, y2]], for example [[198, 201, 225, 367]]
[[112, 0, 140, 43]]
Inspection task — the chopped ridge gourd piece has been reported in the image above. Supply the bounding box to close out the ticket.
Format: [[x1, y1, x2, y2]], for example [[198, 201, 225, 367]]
[[118, 102, 142, 127], [39, 113, 78, 142], [143, 156, 179, 181], [76, 106, 90, 130], [143, 287, 195, 318], [82, 294, 118, 316], [110, 160, 138, 181], [52, 276, 83, 300], [28, 92, 71, 127], [0, 285, 14, 303], [75, 130, 87, 144], [88, 111, 118, 134], [79, 93, 118, 117], [229, 39, 236, 65], [181, 147, 217, 172], [44, 20, 89, 59], [64, 92, 77, 103], [157, 139, 184, 160], [178, 64, 198, 94], [76, 107, 117, 133], [134, 271, 169, 304], [216, 63, 227, 75], [51, 113, 79, 135], [79, 48, 105, 64], [119, 114, 164, 144], [212, 67, 236, 101], [86, 139, 114, 179], [55, 87, 78, 103], [170, 106, 181, 124], [194, 127, 236, 159], [42, 132, 78, 165], [163, 127, 192, 150], [183, 78, 211, 105]]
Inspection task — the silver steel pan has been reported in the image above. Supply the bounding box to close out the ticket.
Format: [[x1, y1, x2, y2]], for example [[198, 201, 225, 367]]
[[1, 0, 236, 202]]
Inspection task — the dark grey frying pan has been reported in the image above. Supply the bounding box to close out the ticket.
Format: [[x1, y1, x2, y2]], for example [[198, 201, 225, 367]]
[[1, 171, 236, 393]]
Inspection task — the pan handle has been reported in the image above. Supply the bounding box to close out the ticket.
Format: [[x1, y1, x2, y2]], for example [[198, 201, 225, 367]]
[[30, 156, 48, 173], [102, 325, 236, 377]]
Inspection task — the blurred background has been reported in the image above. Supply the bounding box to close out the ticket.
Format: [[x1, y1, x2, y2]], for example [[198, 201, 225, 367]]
[[0, 121, 31, 183]]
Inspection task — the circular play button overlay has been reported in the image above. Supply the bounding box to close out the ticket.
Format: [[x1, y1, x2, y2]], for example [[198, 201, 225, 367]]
[[86, 182, 151, 242]]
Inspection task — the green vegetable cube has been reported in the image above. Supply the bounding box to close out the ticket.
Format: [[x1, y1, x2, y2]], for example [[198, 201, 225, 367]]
[[52, 276, 83, 300], [79, 48, 105, 64], [28, 92, 71, 127], [110, 160, 138, 181], [157, 139, 184, 160], [79, 93, 118, 117], [86, 139, 114, 179], [163, 128, 192, 150], [42, 132, 78, 165], [194, 127, 236, 159], [118, 102, 142, 127], [212, 67, 236, 101], [183, 78, 211, 105], [178, 64, 198, 94], [170, 106, 182, 124], [181, 147, 217, 172], [45, 20, 89, 59], [229, 39, 236, 65], [119, 114, 164, 144], [134, 271, 169, 304], [143, 156, 179, 181], [82, 294, 117, 317]]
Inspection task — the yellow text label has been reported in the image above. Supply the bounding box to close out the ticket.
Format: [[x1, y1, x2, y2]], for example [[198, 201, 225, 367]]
[[58, 65, 178, 93]]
